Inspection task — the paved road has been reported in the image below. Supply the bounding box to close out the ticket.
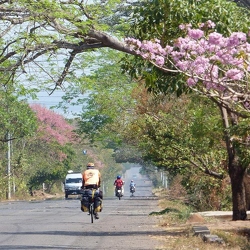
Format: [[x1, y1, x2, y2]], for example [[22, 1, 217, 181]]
[[0, 167, 165, 250]]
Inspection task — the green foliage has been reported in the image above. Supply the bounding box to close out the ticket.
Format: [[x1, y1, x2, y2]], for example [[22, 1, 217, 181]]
[[0, 92, 37, 141], [228, 119, 250, 167], [120, 90, 231, 209], [0, 83, 39, 199], [65, 49, 138, 146], [182, 172, 232, 211], [126, 92, 226, 177], [131, 0, 250, 40], [16, 140, 73, 191]]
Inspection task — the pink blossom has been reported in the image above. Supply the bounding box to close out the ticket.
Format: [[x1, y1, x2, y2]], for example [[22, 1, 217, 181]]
[[208, 32, 224, 45], [227, 32, 247, 47], [158, 47, 167, 56], [179, 24, 186, 30], [155, 56, 165, 66], [187, 78, 197, 86], [188, 29, 204, 40], [192, 56, 209, 72], [179, 23, 192, 30], [199, 20, 216, 29], [206, 20, 216, 29], [136, 40, 142, 47], [244, 43, 250, 53], [30, 104, 78, 145], [164, 45, 173, 54], [225, 69, 244, 80], [171, 51, 186, 63], [176, 60, 190, 71], [210, 65, 219, 79], [124, 20, 250, 105]]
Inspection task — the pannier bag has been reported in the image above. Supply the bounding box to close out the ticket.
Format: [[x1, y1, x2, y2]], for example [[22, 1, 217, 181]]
[[80, 189, 102, 212], [80, 189, 91, 212], [94, 197, 102, 212]]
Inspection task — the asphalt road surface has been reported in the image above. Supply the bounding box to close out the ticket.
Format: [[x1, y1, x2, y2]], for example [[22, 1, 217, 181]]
[[0, 167, 165, 250]]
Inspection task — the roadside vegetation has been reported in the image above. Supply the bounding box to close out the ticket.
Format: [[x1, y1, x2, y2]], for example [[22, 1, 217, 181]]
[[152, 187, 250, 250]]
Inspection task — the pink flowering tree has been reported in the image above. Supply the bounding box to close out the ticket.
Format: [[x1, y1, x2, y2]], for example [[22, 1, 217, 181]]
[[125, 20, 250, 220], [30, 104, 77, 146], [27, 104, 78, 192]]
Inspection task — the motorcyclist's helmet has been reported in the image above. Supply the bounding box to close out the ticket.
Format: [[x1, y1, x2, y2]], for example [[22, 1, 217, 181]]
[[87, 162, 95, 169], [117, 175, 121, 179], [131, 180, 134, 182]]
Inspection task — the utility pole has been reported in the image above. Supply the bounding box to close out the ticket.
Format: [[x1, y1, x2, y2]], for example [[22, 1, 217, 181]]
[[7, 132, 11, 199], [102, 182, 105, 196]]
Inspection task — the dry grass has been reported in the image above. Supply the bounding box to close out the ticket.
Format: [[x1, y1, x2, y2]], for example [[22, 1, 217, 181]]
[[152, 188, 250, 250]]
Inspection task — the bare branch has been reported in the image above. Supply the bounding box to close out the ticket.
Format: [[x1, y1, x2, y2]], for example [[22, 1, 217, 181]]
[[54, 49, 77, 89], [171, 145, 224, 179], [0, 1, 137, 89]]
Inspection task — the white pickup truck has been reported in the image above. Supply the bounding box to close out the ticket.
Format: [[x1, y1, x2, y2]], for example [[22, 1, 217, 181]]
[[64, 171, 82, 199]]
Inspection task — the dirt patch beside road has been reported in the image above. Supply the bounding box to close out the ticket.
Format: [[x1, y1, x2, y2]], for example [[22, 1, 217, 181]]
[[30, 190, 63, 200], [186, 212, 250, 232]]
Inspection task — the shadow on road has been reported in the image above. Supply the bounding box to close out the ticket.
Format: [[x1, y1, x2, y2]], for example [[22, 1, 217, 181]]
[[1, 229, 166, 237]]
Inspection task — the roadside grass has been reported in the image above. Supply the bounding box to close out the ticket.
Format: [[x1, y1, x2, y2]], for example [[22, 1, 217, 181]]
[[214, 230, 249, 250], [151, 189, 250, 250]]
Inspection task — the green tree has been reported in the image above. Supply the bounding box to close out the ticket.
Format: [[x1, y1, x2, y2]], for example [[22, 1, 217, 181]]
[[0, 84, 37, 199], [0, 87, 37, 142], [74, 50, 137, 145], [125, 17, 250, 220], [129, 91, 229, 210]]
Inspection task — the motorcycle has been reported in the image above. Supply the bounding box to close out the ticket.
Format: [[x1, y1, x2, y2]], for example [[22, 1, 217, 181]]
[[130, 186, 135, 196], [116, 187, 123, 200]]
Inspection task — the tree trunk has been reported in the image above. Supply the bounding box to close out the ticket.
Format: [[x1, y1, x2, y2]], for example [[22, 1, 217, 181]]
[[243, 173, 250, 210], [220, 106, 247, 220], [229, 163, 247, 220]]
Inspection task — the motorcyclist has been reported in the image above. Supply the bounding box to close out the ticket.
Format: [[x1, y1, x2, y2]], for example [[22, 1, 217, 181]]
[[129, 180, 136, 192], [114, 175, 124, 196], [81, 162, 102, 219]]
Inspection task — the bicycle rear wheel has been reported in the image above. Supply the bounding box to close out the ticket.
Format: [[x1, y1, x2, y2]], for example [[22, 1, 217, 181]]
[[89, 204, 94, 223]]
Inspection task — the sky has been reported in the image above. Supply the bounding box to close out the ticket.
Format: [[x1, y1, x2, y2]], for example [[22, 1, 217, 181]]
[[28, 90, 85, 119]]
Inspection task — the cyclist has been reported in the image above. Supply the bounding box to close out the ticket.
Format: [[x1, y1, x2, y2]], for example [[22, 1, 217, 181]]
[[81, 162, 102, 219], [114, 175, 124, 196]]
